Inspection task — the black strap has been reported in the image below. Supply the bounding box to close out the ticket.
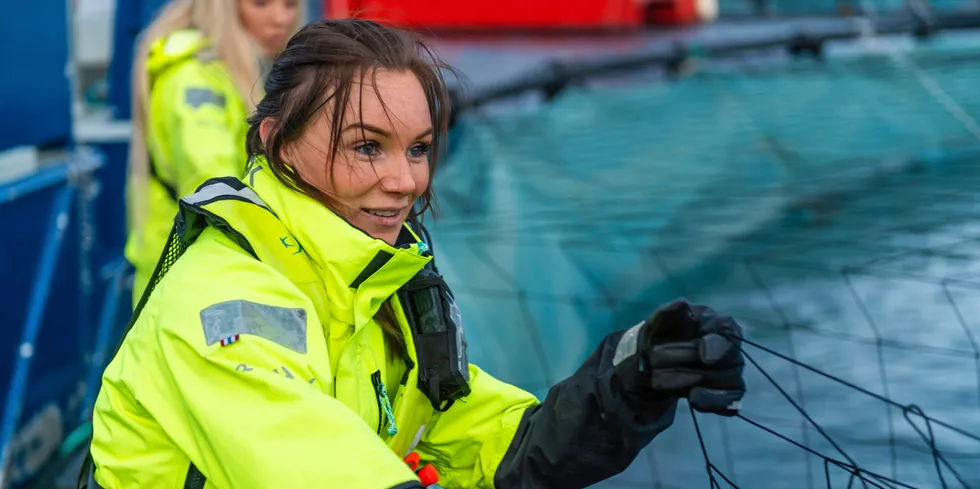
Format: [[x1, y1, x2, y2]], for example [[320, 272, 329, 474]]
[[77, 225, 200, 489], [80, 178, 283, 488], [184, 463, 206, 489], [408, 216, 438, 274], [77, 458, 99, 489], [79, 228, 200, 488]]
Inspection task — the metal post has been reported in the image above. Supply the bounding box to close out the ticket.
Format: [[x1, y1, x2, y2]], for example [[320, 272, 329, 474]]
[[0, 185, 75, 488], [79, 258, 129, 424], [73, 156, 99, 396]]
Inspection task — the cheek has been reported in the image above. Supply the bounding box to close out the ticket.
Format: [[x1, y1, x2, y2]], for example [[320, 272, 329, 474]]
[[285, 135, 335, 189], [285, 9, 300, 26], [329, 161, 378, 199], [413, 163, 431, 197], [239, 4, 257, 28]]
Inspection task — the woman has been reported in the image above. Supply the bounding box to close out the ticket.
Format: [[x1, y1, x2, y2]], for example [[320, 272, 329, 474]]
[[124, 0, 304, 306], [90, 19, 747, 489]]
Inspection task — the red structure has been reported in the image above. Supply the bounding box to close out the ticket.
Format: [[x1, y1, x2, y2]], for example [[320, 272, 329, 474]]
[[646, 0, 719, 25], [325, 0, 718, 30]]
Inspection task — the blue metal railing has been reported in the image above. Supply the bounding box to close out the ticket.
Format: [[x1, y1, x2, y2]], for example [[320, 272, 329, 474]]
[[80, 257, 130, 424], [0, 148, 107, 488], [0, 184, 74, 487]]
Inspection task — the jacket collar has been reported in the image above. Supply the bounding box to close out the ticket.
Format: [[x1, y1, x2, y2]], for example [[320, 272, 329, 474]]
[[248, 159, 432, 328]]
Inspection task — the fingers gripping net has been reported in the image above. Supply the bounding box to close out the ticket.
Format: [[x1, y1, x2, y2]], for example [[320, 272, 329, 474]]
[[432, 28, 980, 489]]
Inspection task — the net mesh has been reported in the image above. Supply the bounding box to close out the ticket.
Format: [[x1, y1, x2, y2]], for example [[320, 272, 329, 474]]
[[717, 0, 980, 17], [432, 28, 980, 488], [121, 226, 189, 343], [154, 228, 189, 292]]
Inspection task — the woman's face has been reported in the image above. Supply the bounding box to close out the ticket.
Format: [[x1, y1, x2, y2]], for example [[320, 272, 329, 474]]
[[284, 69, 433, 246], [238, 0, 300, 57]]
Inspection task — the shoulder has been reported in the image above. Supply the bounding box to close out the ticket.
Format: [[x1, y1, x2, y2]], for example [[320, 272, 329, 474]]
[[147, 32, 239, 114], [146, 29, 209, 79], [150, 64, 238, 117], [135, 227, 317, 355]]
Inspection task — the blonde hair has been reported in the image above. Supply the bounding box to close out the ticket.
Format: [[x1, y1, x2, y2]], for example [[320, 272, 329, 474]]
[[126, 0, 305, 234]]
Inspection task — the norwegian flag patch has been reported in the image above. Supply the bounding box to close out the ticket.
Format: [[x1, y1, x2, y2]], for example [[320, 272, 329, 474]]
[[220, 334, 240, 347]]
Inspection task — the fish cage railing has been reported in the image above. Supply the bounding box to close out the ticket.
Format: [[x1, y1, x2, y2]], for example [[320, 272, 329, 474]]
[[428, 9, 980, 489], [0, 147, 130, 489], [445, 10, 980, 121]]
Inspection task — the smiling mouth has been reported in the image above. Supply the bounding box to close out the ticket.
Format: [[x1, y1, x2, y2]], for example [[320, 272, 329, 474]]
[[363, 208, 401, 218], [361, 208, 407, 229]]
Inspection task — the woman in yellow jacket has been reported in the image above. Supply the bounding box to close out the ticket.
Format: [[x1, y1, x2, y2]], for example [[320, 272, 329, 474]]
[[89, 19, 748, 489], [124, 0, 304, 306]]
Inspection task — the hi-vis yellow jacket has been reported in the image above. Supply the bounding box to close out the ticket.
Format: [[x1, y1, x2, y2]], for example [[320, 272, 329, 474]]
[[92, 162, 541, 488], [123, 29, 248, 307]]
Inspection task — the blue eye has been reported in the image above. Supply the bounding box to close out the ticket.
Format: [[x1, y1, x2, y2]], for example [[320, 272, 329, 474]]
[[409, 143, 431, 159], [354, 142, 380, 156]]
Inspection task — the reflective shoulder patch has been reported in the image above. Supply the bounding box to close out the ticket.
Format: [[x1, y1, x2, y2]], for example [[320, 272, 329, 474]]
[[612, 321, 645, 367], [184, 87, 226, 109], [200, 300, 307, 354]]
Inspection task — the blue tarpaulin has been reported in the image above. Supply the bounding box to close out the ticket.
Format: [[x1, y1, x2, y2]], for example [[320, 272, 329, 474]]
[[0, 0, 71, 152]]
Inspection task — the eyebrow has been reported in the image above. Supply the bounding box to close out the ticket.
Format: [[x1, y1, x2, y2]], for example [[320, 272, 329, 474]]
[[342, 123, 433, 140]]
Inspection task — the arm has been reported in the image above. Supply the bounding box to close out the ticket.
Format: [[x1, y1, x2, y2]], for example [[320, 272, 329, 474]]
[[415, 328, 677, 489], [138, 288, 423, 488], [420, 299, 746, 489], [412, 365, 538, 489], [150, 63, 247, 197], [493, 329, 679, 489]]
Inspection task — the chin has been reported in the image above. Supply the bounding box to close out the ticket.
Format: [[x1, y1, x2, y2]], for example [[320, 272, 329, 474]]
[[354, 210, 407, 246], [356, 222, 399, 246], [378, 232, 399, 246]]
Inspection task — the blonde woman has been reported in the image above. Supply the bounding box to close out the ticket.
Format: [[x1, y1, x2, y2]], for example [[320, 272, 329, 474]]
[[124, 0, 304, 306]]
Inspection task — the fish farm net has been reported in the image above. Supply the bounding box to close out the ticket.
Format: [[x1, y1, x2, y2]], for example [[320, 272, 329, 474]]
[[429, 26, 980, 489]]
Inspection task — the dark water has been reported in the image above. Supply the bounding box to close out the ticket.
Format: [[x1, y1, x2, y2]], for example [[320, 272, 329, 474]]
[[430, 30, 980, 488]]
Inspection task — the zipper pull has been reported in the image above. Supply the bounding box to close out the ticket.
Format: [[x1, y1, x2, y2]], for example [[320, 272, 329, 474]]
[[376, 378, 398, 436]]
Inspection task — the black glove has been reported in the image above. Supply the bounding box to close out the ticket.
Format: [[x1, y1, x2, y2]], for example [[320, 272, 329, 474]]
[[626, 298, 746, 416]]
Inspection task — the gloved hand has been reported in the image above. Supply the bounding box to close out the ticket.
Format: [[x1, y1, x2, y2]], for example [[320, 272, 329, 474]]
[[623, 298, 746, 416], [493, 298, 745, 489]]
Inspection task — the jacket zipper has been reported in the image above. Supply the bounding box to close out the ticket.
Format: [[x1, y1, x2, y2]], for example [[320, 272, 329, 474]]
[[371, 370, 384, 435], [401, 357, 414, 386]]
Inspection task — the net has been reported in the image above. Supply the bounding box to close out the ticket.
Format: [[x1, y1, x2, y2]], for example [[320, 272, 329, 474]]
[[432, 26, 980, 488], [718, 0, 980, 18]]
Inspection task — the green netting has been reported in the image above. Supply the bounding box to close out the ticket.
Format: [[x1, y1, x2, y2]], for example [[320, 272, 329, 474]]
[[431, 29, 980, 488], [718, 0, 980, 17]]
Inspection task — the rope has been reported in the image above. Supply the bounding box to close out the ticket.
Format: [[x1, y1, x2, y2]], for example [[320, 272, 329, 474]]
[[683, 331, 980, 488]]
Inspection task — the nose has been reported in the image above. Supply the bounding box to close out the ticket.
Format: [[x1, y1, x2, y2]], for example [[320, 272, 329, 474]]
[[379, 155, 418, 196]]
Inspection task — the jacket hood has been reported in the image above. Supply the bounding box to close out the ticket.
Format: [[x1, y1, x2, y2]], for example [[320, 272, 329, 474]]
[[146, 29, 209, 82]]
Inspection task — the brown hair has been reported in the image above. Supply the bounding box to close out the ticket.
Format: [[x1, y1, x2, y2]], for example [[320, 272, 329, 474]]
[[245, 19, 454, 359]]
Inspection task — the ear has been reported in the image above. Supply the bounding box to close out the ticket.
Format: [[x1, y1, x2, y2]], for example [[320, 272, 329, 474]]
[[260, 117, 294, 165], [259, 117, 277, 147]]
